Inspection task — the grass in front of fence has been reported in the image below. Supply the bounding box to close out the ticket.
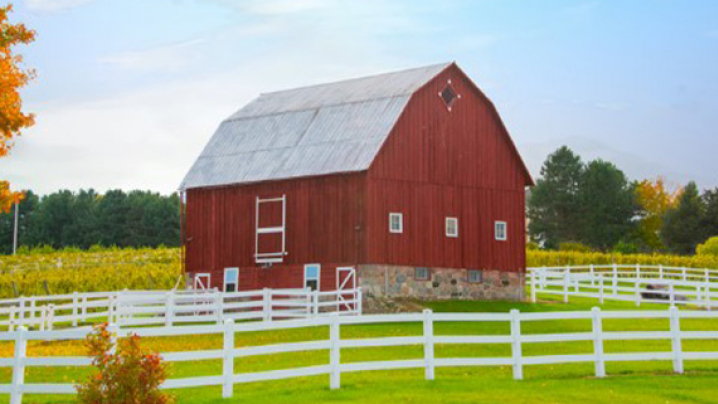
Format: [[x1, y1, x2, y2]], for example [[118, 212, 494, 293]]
[[2, 297, 718, 403]]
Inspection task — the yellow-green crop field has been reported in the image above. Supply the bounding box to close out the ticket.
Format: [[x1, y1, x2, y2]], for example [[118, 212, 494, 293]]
[[1, 248, 717, 298]]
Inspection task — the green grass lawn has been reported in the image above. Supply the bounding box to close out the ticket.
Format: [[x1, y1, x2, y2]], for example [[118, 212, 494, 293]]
[[2, 294, 718, 404]]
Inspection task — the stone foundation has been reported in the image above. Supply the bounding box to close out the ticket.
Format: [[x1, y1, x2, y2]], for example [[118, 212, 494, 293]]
[[357, 265, 524, 302]]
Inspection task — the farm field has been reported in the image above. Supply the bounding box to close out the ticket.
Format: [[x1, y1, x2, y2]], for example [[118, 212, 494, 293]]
[[2, 295, 718, 404], [2, 247, 718, 298]]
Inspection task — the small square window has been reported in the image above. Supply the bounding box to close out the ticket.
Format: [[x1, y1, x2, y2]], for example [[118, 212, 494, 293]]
[[495, 221, 507, 241], [415, 267, 430, 280], [468, 270, 483, 284], [446, 217, 459, 238], [389, 213, 403, 234]]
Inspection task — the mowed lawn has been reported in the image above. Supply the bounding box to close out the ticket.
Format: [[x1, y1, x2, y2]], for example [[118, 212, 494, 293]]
[[2, 294, 718, 404]]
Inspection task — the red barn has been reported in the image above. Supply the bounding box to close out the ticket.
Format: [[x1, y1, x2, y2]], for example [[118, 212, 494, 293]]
[[180, 62, 533, 301]]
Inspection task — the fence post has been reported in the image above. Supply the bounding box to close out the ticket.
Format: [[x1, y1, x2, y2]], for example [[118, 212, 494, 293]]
[[48, 304, 55, 330], [669, 283, 675, 307], [108, 323, 118, 355], [635, 263, 640, 280], [329, 313, 341, 389], [29, 297, 35, 324], [81, 296, 88, 322], [165, 292, 174, 327], [10, 326, 27, 404], [599, 274, 605, 304], [612, 263, 618, 297], [682, 267, 687, 282], [313, 290, 320, 316], [634, 279, 641, 307], [222, 319, 235, 398], [72, 291, 79, 327], [591, 307, 605, 377], [563, 270, 569, 304], [215, 289, 224, 324], [423, 309, 435, 380], [669, 306, 684, 374], [263, 288, 272, 322], [509, 309, 523, 380], [530, 270, 537, 303], [9, 305, 16, 331], [18, 297, 25, 328], [39, 306, 47, 331], [356, 287, 363, 315], [659, 265, 664, 280]]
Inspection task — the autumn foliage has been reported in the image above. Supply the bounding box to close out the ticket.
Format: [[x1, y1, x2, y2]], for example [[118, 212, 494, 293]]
[[76, 323, 174, 404], [0, 4, 35, 213]]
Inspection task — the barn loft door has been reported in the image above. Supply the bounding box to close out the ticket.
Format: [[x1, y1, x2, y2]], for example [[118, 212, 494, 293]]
[[255, 195, 287, 264]]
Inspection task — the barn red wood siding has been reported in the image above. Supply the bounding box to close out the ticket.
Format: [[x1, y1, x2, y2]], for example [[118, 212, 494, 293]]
[[366, 64, 528, 272], [184, 173, 367, 290]]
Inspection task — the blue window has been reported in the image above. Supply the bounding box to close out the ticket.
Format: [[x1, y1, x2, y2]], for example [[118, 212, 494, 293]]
[[304, 264, 320, 291]]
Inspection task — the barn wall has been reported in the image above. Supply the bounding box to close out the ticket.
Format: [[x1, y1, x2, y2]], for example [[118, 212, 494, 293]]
[[184, 173, 367, 290], [367, 64, 529, 273]]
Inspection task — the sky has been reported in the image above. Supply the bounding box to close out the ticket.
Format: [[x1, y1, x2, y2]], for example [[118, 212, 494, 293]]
[[1, 0, 717, 195]]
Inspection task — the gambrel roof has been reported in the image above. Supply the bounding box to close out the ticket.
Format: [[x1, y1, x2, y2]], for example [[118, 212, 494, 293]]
[[180, 63, 451, 190]]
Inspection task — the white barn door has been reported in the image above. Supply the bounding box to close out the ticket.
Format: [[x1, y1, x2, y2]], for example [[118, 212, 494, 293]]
[[336, 267, 357, 312]]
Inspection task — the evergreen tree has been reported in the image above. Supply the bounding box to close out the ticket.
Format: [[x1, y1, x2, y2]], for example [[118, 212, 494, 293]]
[[661, 182, 706, 255], [702, 188, 718, 238], [528, 146, 584, 248], [577, 160, 638, 251]]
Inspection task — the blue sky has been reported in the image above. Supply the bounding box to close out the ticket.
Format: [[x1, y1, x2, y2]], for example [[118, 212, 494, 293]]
[[2, 0, 717, 194]]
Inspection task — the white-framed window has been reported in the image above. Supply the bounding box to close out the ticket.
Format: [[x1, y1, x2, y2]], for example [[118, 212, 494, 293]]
[[495, 221, 507, 241], [304, 263, 321, 291], [446, 217, 459, 238], [223, 268, 239, 293], [389, 212, 403, 234], [415, 267, 430, 280], [468, 270, 483, 284]]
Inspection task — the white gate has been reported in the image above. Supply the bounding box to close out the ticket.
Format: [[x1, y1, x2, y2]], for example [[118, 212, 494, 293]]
[[336, 267, 357, 312], [193, 273, 211, 290]]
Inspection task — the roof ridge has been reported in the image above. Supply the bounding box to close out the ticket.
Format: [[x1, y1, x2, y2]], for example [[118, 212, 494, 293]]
[[257, 62, 452, 97]]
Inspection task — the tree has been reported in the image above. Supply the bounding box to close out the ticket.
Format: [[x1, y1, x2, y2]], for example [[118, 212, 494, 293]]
[[527, 146, 584, 248], [0, 4, 35, 212], [702, 187, 718, 238], [76, 323, 173, 404], [661, 182, 706, 255], [633, 178, 680, 251], [577, 159, 638, 251], [696, 236, 718, 256]]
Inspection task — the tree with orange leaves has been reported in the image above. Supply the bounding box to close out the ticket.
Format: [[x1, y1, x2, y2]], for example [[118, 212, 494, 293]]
[[634, 177, 680, 251], [0, 4, 35, 213]]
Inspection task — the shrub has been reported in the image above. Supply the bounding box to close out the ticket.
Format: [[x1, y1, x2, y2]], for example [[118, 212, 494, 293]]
[[526, 242, 540, 251], [558, 242, 592, 253], [76, 323, 173, 404], [697, 237, 718, 256], [613, 240, 639, 254]]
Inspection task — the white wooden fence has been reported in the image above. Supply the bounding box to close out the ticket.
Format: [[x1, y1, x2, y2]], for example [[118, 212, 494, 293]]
[[0, 287, 362, 331], [3, 307, 718, 404], [529, 264, 718, 308]]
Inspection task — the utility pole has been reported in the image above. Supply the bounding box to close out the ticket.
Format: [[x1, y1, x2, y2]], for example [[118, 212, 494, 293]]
[[13, 201, 19, 255]]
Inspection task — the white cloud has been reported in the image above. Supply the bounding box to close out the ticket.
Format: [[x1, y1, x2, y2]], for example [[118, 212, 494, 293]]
[[208, 0, 330, 15], [24, 0, 94, 12], [98, 39, 205, 73]]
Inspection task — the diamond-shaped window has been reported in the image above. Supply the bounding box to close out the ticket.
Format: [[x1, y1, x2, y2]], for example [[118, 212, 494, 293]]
[[440, 85, 457, 109]]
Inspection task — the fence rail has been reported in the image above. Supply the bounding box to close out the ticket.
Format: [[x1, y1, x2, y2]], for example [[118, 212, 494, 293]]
[[529, 264, 718, 308], [2, 307, 718, 403], [0, 287, 362, 332]]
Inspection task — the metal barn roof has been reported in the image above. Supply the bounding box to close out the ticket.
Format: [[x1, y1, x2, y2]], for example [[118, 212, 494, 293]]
[[180, 63, 451, 190]]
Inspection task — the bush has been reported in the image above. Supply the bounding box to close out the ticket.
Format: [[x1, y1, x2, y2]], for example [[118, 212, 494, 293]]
[[697, 237, 718, 256], [526, 242, 540, 251], [613, 240, 639, 254], [76, 323, 173, 404], [558, 242, 592, 253]]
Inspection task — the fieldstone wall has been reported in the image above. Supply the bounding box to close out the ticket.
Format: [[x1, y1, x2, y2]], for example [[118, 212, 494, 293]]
[[357, 265, 524, 302]]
